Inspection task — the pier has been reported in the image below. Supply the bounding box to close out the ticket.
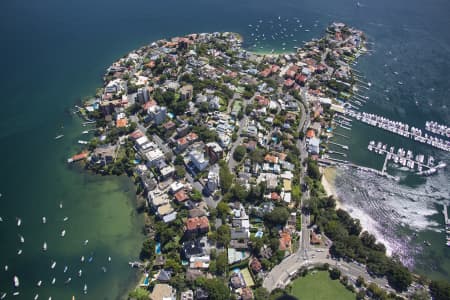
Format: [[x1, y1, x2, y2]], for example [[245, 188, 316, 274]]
[[367, 141, 446, 176], [346, 110, 450, 152], [333, 132, 350, 139], [425, 121, 449, 138]]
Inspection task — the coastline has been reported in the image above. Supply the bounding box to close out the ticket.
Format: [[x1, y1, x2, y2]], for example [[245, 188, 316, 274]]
[[320, 166, 341, 209]]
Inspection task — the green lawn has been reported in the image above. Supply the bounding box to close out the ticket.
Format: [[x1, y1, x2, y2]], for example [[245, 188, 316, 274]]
[[289, 271, 354, 300]]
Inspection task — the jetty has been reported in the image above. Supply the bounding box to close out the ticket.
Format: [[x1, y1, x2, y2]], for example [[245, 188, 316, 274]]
[[345, 110, 450, 152], [367, 141, 446, 176]]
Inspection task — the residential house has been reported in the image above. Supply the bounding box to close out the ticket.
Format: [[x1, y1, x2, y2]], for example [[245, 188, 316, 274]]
[[189, 150, 209, 171], [150, 284, 176, 300], [184, 216, 209, 237]]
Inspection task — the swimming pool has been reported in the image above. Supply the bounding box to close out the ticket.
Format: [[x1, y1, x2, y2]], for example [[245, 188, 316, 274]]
[[155, 242, 161, 255]]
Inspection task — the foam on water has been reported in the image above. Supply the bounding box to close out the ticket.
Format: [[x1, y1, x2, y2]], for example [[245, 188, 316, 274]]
[[334, 166, 449, 268]]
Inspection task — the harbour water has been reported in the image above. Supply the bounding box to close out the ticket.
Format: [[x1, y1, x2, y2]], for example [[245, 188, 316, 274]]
[[0, 0, 449, 298]]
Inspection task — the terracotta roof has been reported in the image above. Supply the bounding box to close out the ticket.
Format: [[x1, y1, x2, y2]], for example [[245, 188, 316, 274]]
[[271, 192, 280, 201], [185, 216, 209, 232], [186, 132, 198, 142], [306, 129, 316, 138], [177, 137, 188, 146], [250, 258, 262, 272], [129, 130, 144, 140], [284, 79, 295, 87], [116, 118, 128, 128], [174, 190, 189, 202], [143, 99, 157, 110], [264, 154, 278, 164], [279, 231, 292, 251]]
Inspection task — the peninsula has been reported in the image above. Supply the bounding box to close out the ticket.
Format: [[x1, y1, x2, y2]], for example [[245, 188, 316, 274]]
[[69, 23, 444, 300]]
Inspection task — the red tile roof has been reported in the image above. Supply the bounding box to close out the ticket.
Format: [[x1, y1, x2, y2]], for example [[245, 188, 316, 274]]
[[174, 190, 189, 202], [185, 216, 209, 231]]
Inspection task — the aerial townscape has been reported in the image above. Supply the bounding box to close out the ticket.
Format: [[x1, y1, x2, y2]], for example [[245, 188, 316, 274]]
[[56, 22, 449, 300]]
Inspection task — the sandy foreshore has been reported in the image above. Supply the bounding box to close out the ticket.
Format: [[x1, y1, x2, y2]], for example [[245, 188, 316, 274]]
[[320, 167, 342, 209]]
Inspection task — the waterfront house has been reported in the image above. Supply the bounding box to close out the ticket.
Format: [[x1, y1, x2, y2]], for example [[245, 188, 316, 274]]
[[184, 216, 209, 237]]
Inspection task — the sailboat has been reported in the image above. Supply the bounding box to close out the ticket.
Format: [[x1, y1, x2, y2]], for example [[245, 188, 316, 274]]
[[51, 277, 56, 285], [61, 230, 66, 237], [43, 242, 47, 251], [19, 235, 24, 243], [51, 261, 56, 269], [83, 284, 87, 294], [16, 218, 21, 227], [42, 217, 46, 224]]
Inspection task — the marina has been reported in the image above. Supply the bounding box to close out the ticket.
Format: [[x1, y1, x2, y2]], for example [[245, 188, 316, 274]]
[[425, 121, 449, 138], [444, 205, 450, 247], [344, 110, 450, 152], [367, 141, 446, 176]]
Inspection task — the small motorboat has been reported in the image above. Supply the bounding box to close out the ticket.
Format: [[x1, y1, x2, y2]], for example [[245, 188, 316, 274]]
[[42, 217, 46, 224], [1, 292, 6, 299], [19, 235, 24, 243], [84, 240, 89, 246], [81, 256, 85, 262], [63, 217, 69, 222], [59, 202, 63, 209], [101, 266, 107, 273], [34, 294, 39, 300], [13, 276, 19, 287], [61, 230, 66, 237], [16, 218, 21, 227], [54, 135, 64, 140], [43, 242, 47, 251], [108, 256, 112, 262], [51, 261, 56, 269], [37, 280, 42, 287], [17, 249, 22, 255], [78, 270, 82, 277], [4, 265, 8, 271], [88, 256, 93, 263], [12, 292, 19, 296], [65, 277, 72, 284], [83, 284, 87, 294], [51, 277, 56, 285], [63, 266, 68, 273]]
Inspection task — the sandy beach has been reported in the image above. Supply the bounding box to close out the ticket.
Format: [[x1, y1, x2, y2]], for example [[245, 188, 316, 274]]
[[320, 167, 342, 209]]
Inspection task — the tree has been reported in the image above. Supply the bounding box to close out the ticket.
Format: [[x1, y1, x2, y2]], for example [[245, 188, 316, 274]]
[[128, 288, 149, 300], [217, 201, 230, 219], [216, 252, 228, 275], [175, 165, 186, 178], [140, 238, 155, 260], [254, 287, 270, 300], [430, 280, 450, 300], [307, 160, 322, 180], [233, 145, 246, 162], [191, 189, 203, 202], [232, 184, 249, 201], [216, 225, 231, 247], [386, 261, 412, 292], [329, 268, 341, 280], [201, 278, 230, 300], [264, 207, 289, 227], [219, 162, 233, 193]]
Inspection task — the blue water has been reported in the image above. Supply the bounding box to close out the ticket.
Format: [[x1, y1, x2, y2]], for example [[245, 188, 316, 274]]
[[0, 0, 449, 298]]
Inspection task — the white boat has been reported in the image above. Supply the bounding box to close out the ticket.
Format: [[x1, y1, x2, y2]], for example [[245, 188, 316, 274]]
[[64, 266, 68, 273], [83, 284, 87, 294], [51, 277, 56, 285], [108, 256, 111, 262], [84, 240, 89, 245], [42, 217, 46, 224], [1, 293, 6, 299], [13, 292, 20, 296], [43, 242, 47, 251], [101, 266, 107, 273], [34, 294, 39, 300], [54, 135, 64, 140], [63, 217, 69, 222], [16, 218, 21, 227], [4, 265, 8, 271], [81, 256, 85, 262], [78, 270, 82, 277], [61, 230, 66, 237], [37, 280, 42, 287], [17, 249, 22, 255], [19, 234, 24, 243], [13, 276, 19, 287], [82, 130, 89, 134], [78, 140, 88, 145], [0, 217, 3, 222], [64, 277, 71, 284], [59, 202, 63, 209], [51, 261, 56, 269]]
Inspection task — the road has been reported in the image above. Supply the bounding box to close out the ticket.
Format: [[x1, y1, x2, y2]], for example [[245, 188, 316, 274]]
[[262, 246, 391, 292]]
